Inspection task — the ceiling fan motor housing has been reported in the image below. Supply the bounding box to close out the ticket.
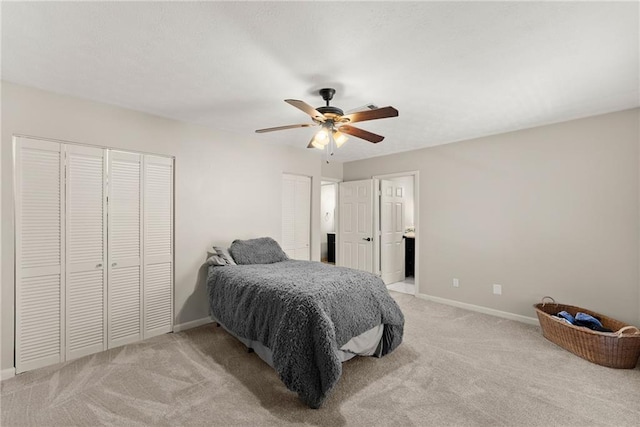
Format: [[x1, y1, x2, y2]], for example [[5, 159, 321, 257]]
[[317, 88, 343, 118], [316, 105, 344, 118], [319, 88, 336, 102]]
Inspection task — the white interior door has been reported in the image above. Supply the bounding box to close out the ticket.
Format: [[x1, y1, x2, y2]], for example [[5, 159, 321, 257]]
[[294, 177, 311, 260], [281, 174, 311, 260], [380, 179, 406, 284], [15, 137, 65, 373], [338, 179, 374, 273], [282, 176, 295, 258], [65, 144, 108, 360], [143, 155, 174, 339], [108, 151, 142, 348]]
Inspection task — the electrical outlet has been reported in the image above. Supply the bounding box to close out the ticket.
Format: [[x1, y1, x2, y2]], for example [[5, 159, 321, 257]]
[[453, 278, 459, 288], [493, 284, 502, 295]]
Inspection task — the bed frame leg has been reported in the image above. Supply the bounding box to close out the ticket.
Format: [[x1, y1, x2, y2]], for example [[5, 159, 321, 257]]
[[215, 322, 220, 327], [247, 348, 254, 354]]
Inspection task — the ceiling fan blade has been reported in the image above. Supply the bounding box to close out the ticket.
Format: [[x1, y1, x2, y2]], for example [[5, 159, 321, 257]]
[[340, 106, 398, 124], [339, 125, 385, 143], [345, 103, 378, 114], [255, 123, 317, 133], [285, 99, 325, 121]]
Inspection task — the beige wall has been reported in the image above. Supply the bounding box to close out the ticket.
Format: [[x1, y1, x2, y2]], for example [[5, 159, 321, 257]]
[[0, 84, 3, 376], [344, 109, 640, 326], [1, 82, 323, 372], [321, 161, 343, 181]]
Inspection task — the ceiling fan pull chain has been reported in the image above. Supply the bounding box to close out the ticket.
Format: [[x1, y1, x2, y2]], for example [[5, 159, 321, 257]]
[[329, 132, 335, 156]]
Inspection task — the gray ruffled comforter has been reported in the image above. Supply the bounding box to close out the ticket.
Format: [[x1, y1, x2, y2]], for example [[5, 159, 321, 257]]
[[206, 260, 404, 408]]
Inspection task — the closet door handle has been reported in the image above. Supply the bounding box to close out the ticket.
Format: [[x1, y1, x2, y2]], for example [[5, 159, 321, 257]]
[[112, 262, 118, 267], [362, 237, 372, 241], [96, 263, 103, 268]]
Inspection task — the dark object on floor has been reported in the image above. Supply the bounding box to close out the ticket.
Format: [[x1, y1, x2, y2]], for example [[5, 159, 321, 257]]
[[404, 236, 415, 277], [327, 233, 335, 263], [534, 297, 640, 369]]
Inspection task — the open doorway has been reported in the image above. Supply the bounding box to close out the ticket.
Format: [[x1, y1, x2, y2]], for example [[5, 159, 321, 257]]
[[320, 180, 339, 264], [373, 172, 419, 296]]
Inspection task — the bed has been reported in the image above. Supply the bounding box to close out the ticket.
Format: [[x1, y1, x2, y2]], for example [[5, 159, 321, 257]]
[[206, 237, 405, 408]]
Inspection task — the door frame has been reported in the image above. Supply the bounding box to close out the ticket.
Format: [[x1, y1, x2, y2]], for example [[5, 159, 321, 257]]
[[321, 177, 341, 265], [372, 171, 419, 295]]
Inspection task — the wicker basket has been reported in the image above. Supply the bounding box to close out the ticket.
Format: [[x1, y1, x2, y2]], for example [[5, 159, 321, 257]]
[[533, 297, 640, 369]]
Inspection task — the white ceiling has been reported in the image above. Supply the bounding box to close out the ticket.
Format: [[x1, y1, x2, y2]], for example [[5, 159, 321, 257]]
[[2, 1, 638, 162]]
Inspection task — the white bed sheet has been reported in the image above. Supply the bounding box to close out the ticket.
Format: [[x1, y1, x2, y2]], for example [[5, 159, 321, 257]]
[[214, 319, 384, 368]]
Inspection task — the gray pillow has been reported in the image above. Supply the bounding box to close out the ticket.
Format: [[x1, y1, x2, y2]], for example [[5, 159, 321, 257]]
[[213, 246, 237, 266], [229, 237, 289, 265], [206, 254, 228, 266]]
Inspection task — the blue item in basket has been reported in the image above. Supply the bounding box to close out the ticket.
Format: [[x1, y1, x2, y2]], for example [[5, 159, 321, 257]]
[[576, 312, 603, 327], [556, 311, 576, 324], [575, 312, 613, 333]]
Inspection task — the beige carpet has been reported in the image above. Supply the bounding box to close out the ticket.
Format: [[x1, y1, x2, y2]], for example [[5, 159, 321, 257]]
[[2, 292, 639, 426]]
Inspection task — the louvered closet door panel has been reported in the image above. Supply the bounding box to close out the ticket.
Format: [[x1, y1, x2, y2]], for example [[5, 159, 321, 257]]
[[143, 155, 173, 339], [65, 145, 107, 360], [15, 137, 64, 373], [108, 151, 142, 348], [109, 266, 141, 343]]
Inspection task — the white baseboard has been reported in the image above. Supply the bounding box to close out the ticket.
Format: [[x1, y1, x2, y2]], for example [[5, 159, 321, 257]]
[[1, 367, 16, 381], [173, 317, 213, 333], [416, 293, 539, 326]]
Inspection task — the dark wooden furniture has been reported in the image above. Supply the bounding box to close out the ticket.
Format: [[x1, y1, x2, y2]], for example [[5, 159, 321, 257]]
[[327, 233, 336, 263], [405, 236, 415, 277]]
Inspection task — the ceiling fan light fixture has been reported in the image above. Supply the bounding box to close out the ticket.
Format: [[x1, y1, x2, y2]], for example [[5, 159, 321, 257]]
[[332, 130, 348, 148], [310, 139, 327, 150], [315, 128, 329, 141], [310, 128, 330, 149]]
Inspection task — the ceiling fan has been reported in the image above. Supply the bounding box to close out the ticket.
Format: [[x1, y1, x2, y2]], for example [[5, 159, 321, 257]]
[[255, 88, 399, 152]]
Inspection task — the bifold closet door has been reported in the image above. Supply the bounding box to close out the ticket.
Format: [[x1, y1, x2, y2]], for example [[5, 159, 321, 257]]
[[16, 140, 174, 373], [15, 138, 65, 373], [108, 151, 143, 348], [65, 145, 108, 361], [143, 155, 174, 338]]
